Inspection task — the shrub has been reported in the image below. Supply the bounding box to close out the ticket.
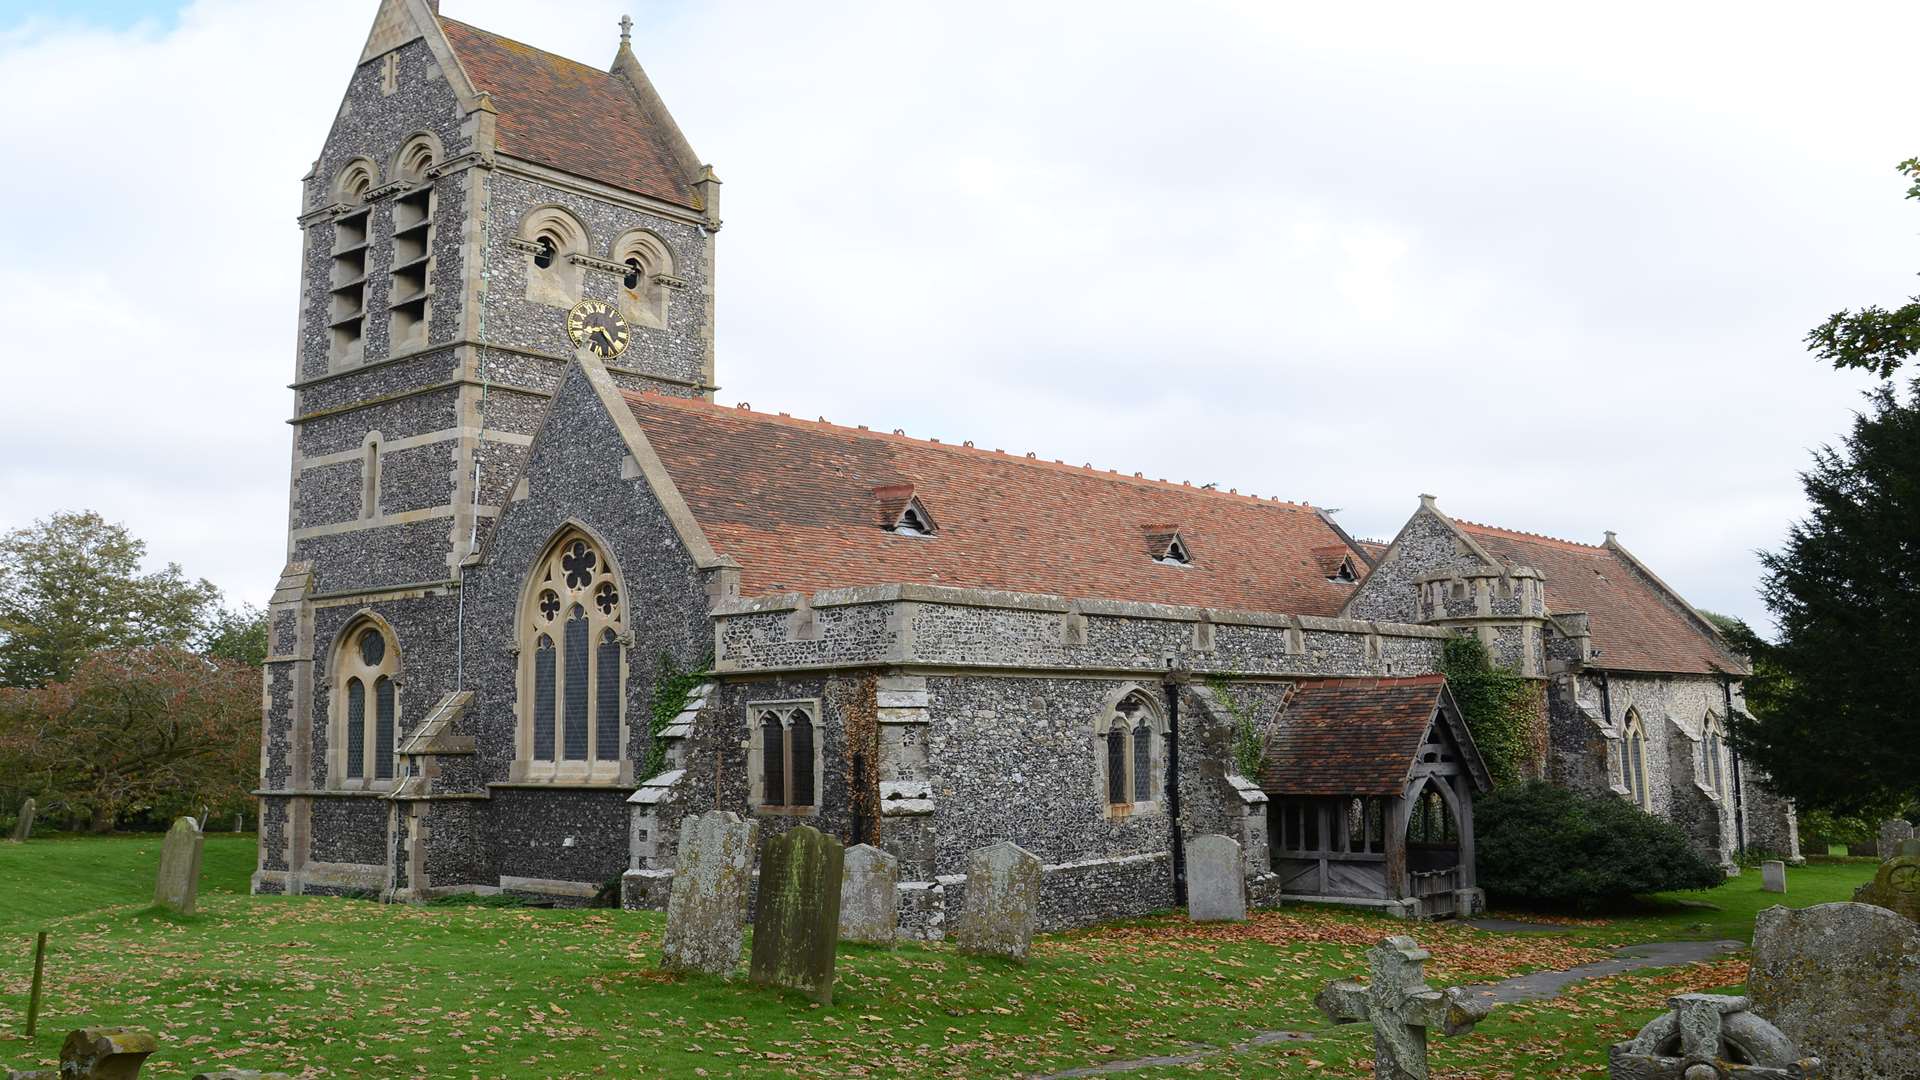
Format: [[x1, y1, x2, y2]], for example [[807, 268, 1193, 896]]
[[1476, 781, 1726, 907]]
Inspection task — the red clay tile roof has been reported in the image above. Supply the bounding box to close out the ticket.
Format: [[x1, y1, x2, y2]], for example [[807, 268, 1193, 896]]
[[1258, 676, 1454, 796], [1455, 521, 1745, 676], [623, 393, 1367, 614], [440, 19, 697, 208]]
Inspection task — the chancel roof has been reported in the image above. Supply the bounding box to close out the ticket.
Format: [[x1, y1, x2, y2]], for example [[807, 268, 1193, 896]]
[[622, 392, 1370, 614], [440, 18, 698, 208], [1454, 521, 1745, 676], [1258, 676, 1487, 796]]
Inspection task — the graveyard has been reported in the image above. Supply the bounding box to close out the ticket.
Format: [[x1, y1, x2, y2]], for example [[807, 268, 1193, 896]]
[[0, 831, 1881, 1078]]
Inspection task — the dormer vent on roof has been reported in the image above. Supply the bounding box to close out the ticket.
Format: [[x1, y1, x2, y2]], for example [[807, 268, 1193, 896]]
[[874, 484, 937, 537], [1146, 527, 1191, 566], [1312, 544, 1361, 583]]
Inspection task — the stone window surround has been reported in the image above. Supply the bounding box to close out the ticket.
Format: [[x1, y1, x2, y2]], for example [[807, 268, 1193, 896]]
[[1621, 708, 1651, 810], [1096, 685, 1167, 819], [518, 205, 590, 309], [330, 613, 400, 793], [610, 228, 674, 330], [1698, 712, 1728, 799], [511, 528, 630, 785], [747, 697, 824, 817]]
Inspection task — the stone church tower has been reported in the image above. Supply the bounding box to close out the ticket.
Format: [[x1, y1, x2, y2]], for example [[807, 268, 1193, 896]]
[[257, 0, 719, 894]]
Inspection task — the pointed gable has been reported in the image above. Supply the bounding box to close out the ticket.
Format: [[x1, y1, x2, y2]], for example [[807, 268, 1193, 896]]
[[439, 18, 699, 208], [1454, 521, 1744, 676], [621, 393, 1369, 614]]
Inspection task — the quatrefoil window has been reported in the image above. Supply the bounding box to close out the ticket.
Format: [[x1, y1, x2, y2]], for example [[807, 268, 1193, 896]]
[[595, 581, 620, 615], [539, 589, 560, 621], [562, 541, 597, 588]]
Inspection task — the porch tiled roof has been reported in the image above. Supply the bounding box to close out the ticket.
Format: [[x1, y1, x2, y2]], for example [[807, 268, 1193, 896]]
[[1258, 676, 1446, 796]]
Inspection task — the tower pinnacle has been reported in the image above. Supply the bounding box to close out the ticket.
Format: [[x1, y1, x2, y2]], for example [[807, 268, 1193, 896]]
[[619, 15, 633, 45]]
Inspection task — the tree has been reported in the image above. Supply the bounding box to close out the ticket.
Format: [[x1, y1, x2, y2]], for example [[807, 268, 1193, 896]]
[[0, 511, 221, 688], [0, 646, 260, 831], [1726, 380, 1920, 816], [200, 603, 269, 667], [1804, 158, 1920, 378]]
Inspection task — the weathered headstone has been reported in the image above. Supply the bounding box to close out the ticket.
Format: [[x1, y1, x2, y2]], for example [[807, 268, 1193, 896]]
[[1608, 993, 1819, 1079], [1761, 860, 1787, 894], [1750, 902, 1920, 1080], [1850, 851, 1920, 924], [1316, 936, 1494, 1080], [1877, 818, 1913, 861], [748, 824, 843, 1004], [659, 810, 758, 977], [6, 1027, 157, 1080], [153, 817, 205, 916], [1186, 833, 1248, 923], [1899, 838, 1920, 858], [954, 840, 1042, 964], [9, 798, 34, 843], [838, 843, 899, 945]]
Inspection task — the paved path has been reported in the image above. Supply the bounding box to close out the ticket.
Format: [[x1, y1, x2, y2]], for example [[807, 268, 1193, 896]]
[[1030, 938, 1744, 1078]]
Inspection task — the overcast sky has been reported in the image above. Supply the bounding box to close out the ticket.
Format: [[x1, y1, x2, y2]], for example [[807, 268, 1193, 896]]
[[0, 0, 1908, 632]]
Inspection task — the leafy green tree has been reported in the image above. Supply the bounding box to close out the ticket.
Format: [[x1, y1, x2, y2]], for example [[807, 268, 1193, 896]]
[[1725, 380, 1920, 816], [200, 604, 269, 667], [1437, 636, 1542, 787], [1804, 158, 1920, 378], [0, 511, 221, 688]]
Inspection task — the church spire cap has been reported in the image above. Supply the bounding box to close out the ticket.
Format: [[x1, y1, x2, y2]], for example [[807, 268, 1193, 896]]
[[619, 15, 633, 44]]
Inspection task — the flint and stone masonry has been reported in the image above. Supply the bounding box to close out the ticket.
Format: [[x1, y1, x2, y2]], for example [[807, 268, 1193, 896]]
[[258, 1, 1798, 931]]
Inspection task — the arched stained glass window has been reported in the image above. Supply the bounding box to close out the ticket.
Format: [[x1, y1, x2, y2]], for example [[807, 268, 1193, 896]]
[[1132, 721, 1152, 803], [789, 710, 815, 808], [344, 677, 366, 780], [1107, 725, 1127, 805], [1623, 711, 1650, 809], [334, 619, 398, 789], [518, 533, 626, 780], [1098, 691, 1165, 813], [756, 704, 823, 811]]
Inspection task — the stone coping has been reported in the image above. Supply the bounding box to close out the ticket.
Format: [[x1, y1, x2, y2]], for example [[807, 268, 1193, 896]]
[[713, 582, 1450, 638]]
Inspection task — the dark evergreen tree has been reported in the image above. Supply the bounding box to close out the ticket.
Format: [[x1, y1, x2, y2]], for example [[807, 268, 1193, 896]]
[[1727, 380, 1920, 815]]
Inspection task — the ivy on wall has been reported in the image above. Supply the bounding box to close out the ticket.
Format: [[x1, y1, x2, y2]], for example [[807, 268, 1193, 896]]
[[1207, 676, 1272, 779], [641, 650, 711, 781], [1437, 636, 1542, 788]]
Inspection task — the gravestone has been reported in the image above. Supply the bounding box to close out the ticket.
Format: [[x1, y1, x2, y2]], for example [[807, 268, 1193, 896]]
[[153, 817, 205, 916], [1608, 993, 1819, 1079], [5, 1027, 157, 1080], [9, 798, 34, 843], [1850, 851, 1920, 924], [660, 810, 758, 977], [1750, 902, 1920, 1080], [954, 840, 1042, 964], [838, 843, 899, 945], [1185, 833, 1248, 922], [1899, 838, 1920, 858], [1877, 818, 1913, 861], [1761, 860, 1787, 894], [1317, 936, 1494, 1080], [748, 825, 843, 1004]]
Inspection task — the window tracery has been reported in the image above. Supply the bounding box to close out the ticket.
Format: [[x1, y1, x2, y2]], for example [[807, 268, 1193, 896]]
[[333, 618, 398, 789], [516, 532, 626, 782], [752, 702, 820, 813], [1098, 690, 1164, 814]]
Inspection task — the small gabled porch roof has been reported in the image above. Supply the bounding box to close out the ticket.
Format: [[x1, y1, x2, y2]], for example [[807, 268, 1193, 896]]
[[1258, 675, 1492, 797]]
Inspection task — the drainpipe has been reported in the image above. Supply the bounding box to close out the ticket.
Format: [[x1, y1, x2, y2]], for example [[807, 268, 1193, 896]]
[[1724, 676, 1746, 856], [1163, 656, 1187, 908]]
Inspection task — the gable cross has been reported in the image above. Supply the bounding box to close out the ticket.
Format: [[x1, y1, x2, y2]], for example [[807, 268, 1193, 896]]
[[619, 15, 634, 44], [1316, 936, 1493, 1080]]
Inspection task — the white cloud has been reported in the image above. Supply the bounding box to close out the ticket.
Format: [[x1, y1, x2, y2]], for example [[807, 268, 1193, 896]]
[[0, 0, 1906, 631]]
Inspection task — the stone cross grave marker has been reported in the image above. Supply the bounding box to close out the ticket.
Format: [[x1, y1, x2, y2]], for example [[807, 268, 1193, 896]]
[[1316, 935, 1494, 1080], [1608, 992, 1819, 1079], [153, 817, 205, 916], [1761, 860, 1787, 894], [1877, 818, 1913, 861], [838, 843, 899, 946], [660, 810, 758, 977], [955, 840, 1042, 964], [1186, 833, 1248, 922], [1850, 851, 1920, 924], [1750, 901, 1920, 1080], [748, 824, 843, 1004], [9, 798, 34, 843]]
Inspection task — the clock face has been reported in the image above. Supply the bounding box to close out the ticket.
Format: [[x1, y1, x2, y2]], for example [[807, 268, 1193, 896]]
[[566, 299, 630, 360]]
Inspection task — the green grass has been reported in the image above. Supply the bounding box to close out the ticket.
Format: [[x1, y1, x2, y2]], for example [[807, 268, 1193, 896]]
[[0, 837, 1877, 1078]]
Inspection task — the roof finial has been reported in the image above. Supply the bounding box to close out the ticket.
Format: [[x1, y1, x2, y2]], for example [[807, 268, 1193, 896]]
[[618, 14, 633, 44]]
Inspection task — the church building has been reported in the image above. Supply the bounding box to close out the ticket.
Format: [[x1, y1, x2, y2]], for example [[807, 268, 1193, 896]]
[[255, 0, 1799, 929]]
